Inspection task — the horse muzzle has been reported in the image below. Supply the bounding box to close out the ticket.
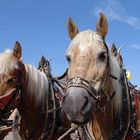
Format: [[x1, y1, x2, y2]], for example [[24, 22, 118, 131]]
[[62, 87, 96, 124]]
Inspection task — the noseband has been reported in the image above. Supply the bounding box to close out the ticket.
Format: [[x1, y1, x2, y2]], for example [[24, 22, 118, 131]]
[[67, 77, 98, 100]]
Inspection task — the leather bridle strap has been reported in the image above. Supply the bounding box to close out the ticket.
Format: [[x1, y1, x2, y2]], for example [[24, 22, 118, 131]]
[[0, 62, 25, 133], [67, 77, 98, 100], [0, 71, 23, 117], [67, 65, 110, 102], [66, 49, 110, 101]]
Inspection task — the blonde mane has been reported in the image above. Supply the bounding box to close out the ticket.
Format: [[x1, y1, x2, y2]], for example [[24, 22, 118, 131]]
[[25, 64, 49, 105]]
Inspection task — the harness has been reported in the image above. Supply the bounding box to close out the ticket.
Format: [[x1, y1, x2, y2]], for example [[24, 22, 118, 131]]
[[38, 60, 57, 140], [128, 82, 140, 139], [37, 57, 70, 140]]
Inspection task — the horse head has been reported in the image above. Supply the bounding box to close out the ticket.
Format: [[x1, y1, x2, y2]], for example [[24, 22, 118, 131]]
[[62, 13, 132, 140], [62, 13, 111, 124], [0, 41, 25, 113]]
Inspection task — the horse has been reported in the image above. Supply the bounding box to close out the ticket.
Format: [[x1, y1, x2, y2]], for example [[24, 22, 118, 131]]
[[0, 41, 53, 140], [111, 42, 140, 139], [38, 55, 71, 140], [62, 13, 140, 140]]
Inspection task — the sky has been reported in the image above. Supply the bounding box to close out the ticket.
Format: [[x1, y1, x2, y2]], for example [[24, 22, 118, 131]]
[[0, 0, 139, 88]]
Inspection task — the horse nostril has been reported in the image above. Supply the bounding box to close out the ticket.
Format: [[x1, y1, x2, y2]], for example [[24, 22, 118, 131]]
[[81, 96, 88, 112]]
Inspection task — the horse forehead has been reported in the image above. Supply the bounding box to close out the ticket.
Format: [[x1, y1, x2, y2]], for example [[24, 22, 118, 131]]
[[0, 53, 19, 74], [69, 30, 105, 54]]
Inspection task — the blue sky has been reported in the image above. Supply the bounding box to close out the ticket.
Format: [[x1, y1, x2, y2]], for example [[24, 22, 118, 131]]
[[0, 0, 139, 88]]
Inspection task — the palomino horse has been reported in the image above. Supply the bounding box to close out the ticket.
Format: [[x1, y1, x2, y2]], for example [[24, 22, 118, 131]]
[[62, 13, 140, 140], [0, 42, 52, 140]]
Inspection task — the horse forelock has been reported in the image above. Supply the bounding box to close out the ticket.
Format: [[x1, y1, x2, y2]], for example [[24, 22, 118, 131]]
[[67, 30, 104, 56], [0, 49, 19, 74], [25, 64, 49, 105]]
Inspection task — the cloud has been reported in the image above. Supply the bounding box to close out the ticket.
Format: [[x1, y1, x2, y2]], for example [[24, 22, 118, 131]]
[[91, 0, 140, 30], [129, 44, 140, 50]]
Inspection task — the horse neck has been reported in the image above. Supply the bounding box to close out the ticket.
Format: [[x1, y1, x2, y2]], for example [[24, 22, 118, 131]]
[[17, 64, 49, 139]]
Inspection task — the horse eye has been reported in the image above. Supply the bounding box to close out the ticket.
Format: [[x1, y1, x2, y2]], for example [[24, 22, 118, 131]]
[[7, 78, 16, 84], [98, 52, 107, 61]]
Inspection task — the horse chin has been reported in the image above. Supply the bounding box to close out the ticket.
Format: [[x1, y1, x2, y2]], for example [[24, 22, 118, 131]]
[[62, 87, 95, 125], [66, 109, 93, 125]]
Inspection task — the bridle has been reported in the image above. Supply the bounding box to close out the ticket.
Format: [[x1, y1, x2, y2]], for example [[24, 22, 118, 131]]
[[64, 43, 127, 140], [0, 62, 25, 135], [67, 67, 110, 101], [66, 45, 116, 111]]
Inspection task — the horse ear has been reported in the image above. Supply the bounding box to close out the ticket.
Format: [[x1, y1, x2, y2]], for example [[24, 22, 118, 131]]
[[40, 56, 46, 65], [96, 13, 108, 39], [111, 43, 118, 56], [67, 17, 78, 39], [111, 43, 117, 53], [13, 41, 22, 59]]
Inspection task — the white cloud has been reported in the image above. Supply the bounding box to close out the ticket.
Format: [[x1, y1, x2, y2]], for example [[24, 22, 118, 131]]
[[129, 44, 140, 50], [91, 0, 140, 30]]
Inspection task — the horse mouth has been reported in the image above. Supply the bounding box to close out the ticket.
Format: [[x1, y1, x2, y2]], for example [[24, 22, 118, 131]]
[[66, 110, 93, 125], [62, 87, 95, 125]]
